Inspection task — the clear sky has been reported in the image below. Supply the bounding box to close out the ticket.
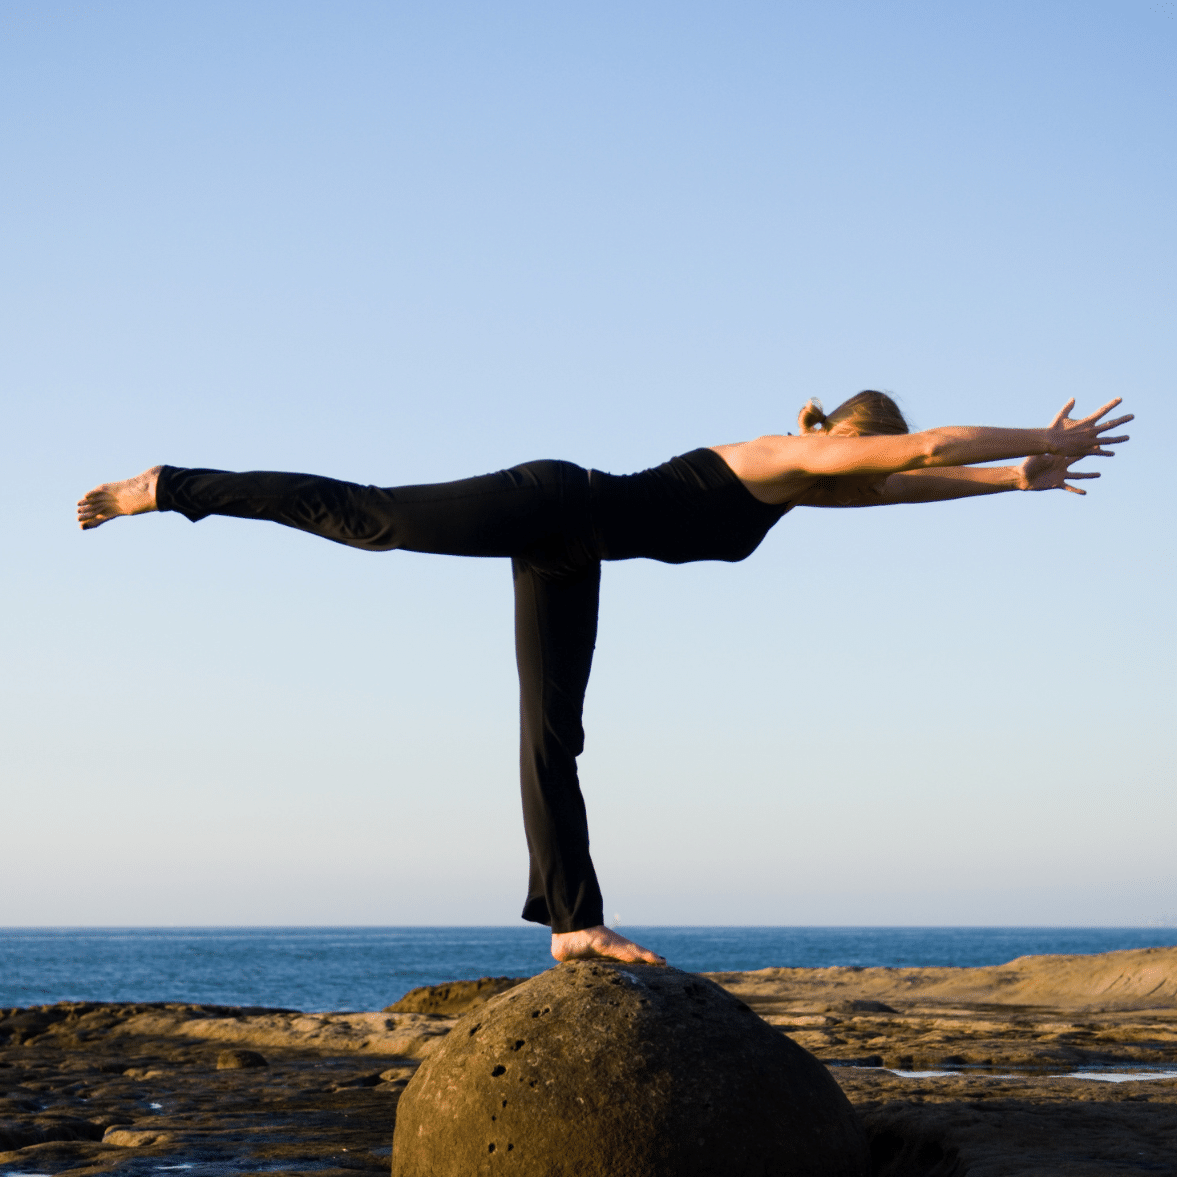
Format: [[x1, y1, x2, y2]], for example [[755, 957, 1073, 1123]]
[[2, 1, 1173, 928]]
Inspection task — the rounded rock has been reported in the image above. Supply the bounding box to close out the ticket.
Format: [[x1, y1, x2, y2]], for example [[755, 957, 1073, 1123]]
[[392, 961, 869, 1177]]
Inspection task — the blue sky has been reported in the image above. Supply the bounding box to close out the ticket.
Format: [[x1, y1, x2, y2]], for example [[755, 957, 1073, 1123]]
[[2, 1, 1173, 928]]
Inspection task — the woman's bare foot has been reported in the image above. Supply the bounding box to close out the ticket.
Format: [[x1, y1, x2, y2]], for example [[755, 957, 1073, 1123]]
[[551, 926, 665, 966], [77, 467, 162, 530]]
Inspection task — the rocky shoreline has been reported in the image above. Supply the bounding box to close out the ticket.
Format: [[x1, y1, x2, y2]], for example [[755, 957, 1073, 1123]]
[[1, 947, 1174, 1176]]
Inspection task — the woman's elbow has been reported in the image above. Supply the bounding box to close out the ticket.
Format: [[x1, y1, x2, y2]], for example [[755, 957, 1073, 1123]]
[[912, 430, 948, 469]]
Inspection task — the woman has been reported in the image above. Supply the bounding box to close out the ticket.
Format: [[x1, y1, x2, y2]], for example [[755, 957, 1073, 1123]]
[[77, 392, 1131, 965]]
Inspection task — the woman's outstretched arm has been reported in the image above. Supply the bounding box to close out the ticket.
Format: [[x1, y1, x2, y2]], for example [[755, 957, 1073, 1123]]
[[716, 397, 1131, 504], [798, 452, 1102, 507]]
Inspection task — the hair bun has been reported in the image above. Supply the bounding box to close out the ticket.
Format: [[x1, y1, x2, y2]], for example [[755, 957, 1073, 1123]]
[[797, 397, 827, 433]]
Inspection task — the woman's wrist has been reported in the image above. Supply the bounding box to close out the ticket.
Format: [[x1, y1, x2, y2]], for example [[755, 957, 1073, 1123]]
[[984, 466, 1029, 492]]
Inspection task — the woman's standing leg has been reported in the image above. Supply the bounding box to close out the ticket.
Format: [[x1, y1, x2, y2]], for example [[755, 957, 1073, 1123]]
[[512, 557, 605, 932], [511, 557, 664, 964]]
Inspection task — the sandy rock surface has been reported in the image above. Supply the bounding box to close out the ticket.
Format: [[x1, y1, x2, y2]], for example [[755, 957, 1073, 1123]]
[[0, 948, 1173, 1176], [107, 1004, 453, 1058], [709, 945, 1177, 1012], [707, 946, 1177, 1072]]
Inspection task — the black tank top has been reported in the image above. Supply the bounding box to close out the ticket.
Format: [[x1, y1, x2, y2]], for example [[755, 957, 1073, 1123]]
[[589, 448, 790, 564]]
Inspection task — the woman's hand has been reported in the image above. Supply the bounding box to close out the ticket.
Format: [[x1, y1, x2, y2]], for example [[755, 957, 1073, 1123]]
[[1044, 397, 1133, 457], [1017, 452, 1101, 494]]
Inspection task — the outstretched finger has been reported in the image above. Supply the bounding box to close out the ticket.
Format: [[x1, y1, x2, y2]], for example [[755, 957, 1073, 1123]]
[[1076, 396, 1123, 425], [1065, 470, 1100, 479], [1096, 415, 1134, 432], [1049, 398, 1076, 428], [1063, 484, 1087, 495]]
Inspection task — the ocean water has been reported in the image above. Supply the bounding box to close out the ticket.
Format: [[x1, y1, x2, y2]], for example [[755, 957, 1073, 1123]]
[[2, 926, 1175, 1013]]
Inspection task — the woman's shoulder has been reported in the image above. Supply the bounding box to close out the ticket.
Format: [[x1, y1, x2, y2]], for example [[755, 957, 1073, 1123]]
[[707, 435, 796, 478], [703, 438, 807, 505]]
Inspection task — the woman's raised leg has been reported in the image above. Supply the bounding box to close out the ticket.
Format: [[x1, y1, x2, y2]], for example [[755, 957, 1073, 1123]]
[[81, 462, 581, 556]]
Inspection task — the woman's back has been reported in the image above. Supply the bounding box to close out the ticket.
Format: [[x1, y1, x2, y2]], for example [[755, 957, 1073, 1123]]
[[591, 447, 790, 565]]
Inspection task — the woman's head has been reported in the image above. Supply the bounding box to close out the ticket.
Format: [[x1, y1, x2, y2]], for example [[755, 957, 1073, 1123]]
[[798, 390, 909, 437]]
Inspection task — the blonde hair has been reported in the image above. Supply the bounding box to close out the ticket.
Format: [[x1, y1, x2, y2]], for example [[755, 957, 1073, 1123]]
[[797, 390, 909, 437]]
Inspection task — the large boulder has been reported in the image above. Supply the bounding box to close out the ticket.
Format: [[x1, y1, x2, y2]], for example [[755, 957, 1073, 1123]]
[[392, 961, 870, 1177]]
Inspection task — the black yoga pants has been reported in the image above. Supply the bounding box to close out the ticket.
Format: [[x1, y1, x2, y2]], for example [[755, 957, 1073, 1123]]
[[157, 462, 605, 933]]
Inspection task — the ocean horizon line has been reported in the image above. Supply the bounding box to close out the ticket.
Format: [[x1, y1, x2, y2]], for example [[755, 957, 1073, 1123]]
[[4, 922, 1175, 931]]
